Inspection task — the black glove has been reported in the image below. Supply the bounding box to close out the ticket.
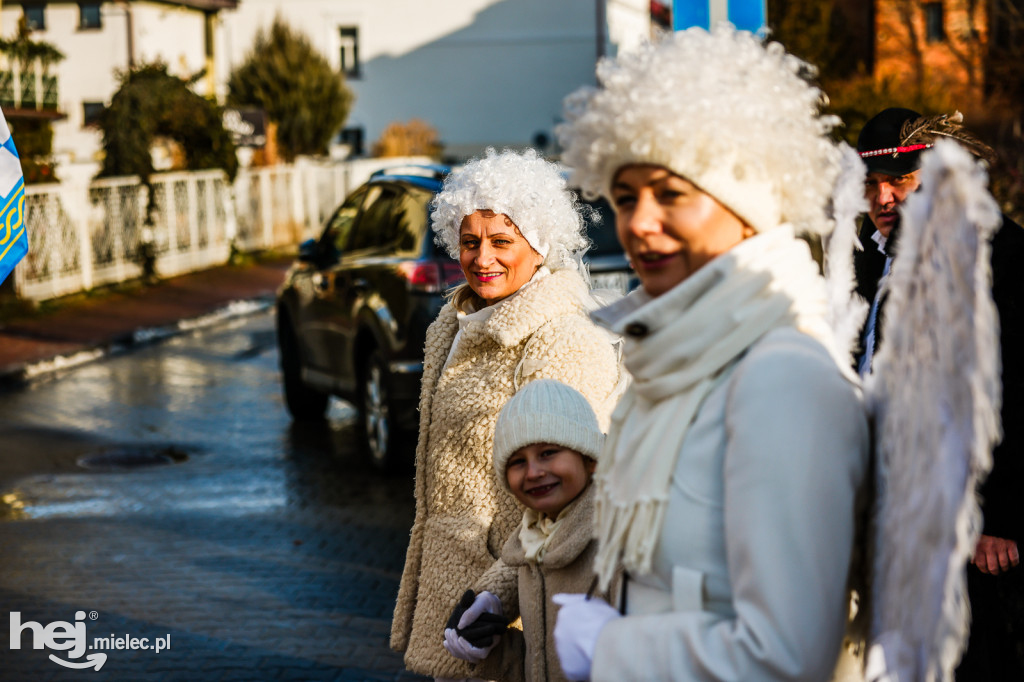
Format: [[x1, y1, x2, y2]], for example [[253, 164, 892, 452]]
[[446, 589, 509, 649]]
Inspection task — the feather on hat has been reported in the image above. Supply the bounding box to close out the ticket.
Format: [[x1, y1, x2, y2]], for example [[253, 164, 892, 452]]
[[898, 111, 996, 165]]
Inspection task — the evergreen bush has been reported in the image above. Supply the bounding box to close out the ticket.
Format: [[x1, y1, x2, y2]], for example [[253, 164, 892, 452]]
[[98, 63, 238, 183], [227, 17, 353, 161]]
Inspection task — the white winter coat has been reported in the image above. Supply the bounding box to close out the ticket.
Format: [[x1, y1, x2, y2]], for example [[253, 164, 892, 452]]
[[588, 247, 870, 681]]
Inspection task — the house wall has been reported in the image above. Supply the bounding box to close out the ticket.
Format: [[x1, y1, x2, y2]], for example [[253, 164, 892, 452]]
[[223, 0, 651, 160], [874, 0, 988, 106], [0, 0, 651, 174], [134, 4, 207, 78], [608, 0, 653, 56], [0, 1, 229, 180]]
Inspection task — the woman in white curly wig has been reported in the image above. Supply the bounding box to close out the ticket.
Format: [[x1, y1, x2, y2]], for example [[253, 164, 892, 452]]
[[550, 26, 870, 681], [390, 148, 622, 681]]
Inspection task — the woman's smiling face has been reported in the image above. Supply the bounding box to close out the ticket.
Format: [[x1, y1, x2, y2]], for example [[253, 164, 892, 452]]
[[611, 165, 753, 297], [459, 210, 543, 306]]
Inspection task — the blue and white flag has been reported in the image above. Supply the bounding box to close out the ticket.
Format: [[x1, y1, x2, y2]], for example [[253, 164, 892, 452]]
[[0, 106, 26, 286], [673, 0, 766, 34]]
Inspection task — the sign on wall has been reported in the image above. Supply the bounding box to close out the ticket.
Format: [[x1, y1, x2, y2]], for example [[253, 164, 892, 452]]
[[222, 108, 268, 148], [672, 0, 766, 33]]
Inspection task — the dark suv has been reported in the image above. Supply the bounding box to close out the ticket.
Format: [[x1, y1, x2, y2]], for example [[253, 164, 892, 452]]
[[581, 194, 639, 294], [276, 164, 635, 471], [276, 165, 462, 469]]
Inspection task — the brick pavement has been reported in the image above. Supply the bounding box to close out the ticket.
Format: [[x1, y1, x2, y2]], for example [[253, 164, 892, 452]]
[[1, 472, 429, 681], [0, 312, 431, 682], [0, 258, 435, 681], [0, 256, 294, 383]]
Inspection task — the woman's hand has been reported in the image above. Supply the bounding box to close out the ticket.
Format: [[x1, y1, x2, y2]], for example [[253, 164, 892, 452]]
[[552, 593, 621, 681]]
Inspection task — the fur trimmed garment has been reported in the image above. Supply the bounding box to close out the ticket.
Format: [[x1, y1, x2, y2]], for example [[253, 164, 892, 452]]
[[389, 268, 620, 679]]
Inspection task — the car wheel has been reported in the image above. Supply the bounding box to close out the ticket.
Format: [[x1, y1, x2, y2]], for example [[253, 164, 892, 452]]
[[278, 315, 329, 421], [361, 349, 402, 471]]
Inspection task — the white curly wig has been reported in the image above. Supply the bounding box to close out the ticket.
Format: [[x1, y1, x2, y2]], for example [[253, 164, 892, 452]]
[[431, 148, 589, 271], [557, 25, 842, 236]]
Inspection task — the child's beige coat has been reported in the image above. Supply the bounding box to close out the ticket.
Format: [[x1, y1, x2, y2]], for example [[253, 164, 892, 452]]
[[483, 485, 620, 682]]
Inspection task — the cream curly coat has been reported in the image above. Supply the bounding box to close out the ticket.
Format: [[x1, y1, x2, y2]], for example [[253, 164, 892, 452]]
[[390, 269, 620, 679]]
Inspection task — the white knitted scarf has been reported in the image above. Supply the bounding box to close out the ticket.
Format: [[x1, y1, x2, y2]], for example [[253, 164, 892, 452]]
[[591, 226, 846, 590], [519, 507, 567, 564]]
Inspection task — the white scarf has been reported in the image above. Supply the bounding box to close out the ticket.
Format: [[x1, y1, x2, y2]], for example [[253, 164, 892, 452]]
[[590, 226, 848, 589], [518, 507, 568, 564]]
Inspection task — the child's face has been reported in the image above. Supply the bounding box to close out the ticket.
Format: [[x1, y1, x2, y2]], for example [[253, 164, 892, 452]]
[[505, 443, 596, 517]]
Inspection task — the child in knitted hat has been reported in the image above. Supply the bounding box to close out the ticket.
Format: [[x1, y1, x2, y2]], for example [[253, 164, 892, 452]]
[[442, 379, 618, 682]]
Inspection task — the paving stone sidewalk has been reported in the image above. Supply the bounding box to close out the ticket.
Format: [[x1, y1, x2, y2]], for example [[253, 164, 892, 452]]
[[0, 257, 293, 384], [0, 268, 431, 682]]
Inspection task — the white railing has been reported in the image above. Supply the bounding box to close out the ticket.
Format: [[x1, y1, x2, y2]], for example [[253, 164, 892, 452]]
[[0, 54, 60, 111], [12, 156, 433, 301]]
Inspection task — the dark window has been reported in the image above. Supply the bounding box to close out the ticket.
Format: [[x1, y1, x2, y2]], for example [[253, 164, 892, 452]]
[[339, 126, 364, 156], [24, 5, 45, 31], [348, 185, 399, 251], [339, 26, 360, 78], [79, 2, 102, 30], [82, 101, 105, 127], [924, 2, 945, 42], [322, 187, 367, 258]]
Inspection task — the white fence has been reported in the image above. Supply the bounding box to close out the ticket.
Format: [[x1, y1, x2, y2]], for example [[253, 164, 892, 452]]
[[12, 156, 432, 301]]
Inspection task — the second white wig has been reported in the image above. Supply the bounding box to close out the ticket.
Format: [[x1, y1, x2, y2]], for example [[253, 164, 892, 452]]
[[431, 148, 589, 271], [557, 25, 842, 236]]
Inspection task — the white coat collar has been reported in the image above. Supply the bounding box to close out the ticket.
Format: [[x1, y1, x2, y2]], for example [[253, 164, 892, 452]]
[[451, 268, 593, 348]]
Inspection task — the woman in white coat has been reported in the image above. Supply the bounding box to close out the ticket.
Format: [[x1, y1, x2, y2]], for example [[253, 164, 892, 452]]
[[551, 27, 870, 681]]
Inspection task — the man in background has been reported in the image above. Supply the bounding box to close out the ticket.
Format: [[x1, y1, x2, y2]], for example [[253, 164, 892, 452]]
[[855, 107, 1024, 680]]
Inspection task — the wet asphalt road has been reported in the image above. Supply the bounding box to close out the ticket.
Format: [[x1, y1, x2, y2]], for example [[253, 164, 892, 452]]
[[0, 311, 428, 681]]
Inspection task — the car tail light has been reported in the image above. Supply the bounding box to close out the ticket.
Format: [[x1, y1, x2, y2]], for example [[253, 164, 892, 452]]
[[440, 261, 465, 287], [397, 260, 465, 293]]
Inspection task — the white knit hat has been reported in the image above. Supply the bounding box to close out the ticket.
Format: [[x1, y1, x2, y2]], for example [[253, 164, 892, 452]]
[[557, 25, 842, 236], [492, 379, 605, 494]]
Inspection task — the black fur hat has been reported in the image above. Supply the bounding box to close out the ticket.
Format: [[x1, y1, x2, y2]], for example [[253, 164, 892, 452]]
[[857, 107, 995, 177], [857, 107, 925, 177]]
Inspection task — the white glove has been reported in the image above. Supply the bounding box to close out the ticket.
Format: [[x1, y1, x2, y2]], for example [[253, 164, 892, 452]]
[[553, 593, 621, 681], [442, 626, 498, 663], [458, 590, 502, 629], [442, 590, 504, 663]]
